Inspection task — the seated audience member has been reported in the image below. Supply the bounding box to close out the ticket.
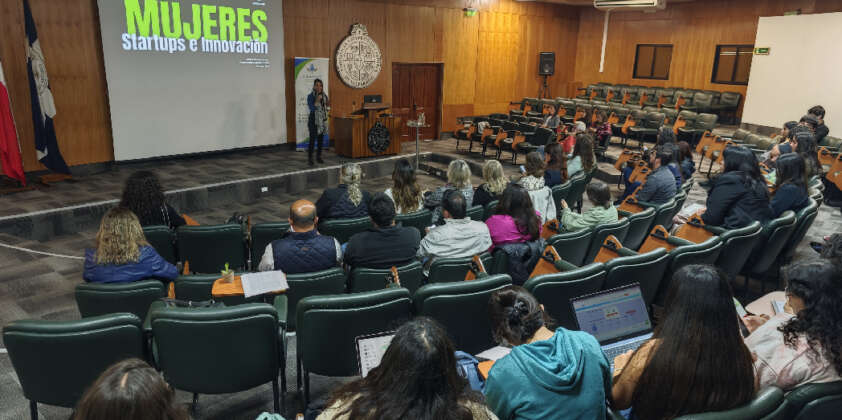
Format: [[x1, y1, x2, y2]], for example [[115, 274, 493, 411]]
[[119, 170, 185, 229], [767, 124, 800, 164], [677, 141, 695, 182], [486, 184, 542, 248], [318, 317, 498, 420], [541, 105, 560, 130], [592, 111, 613, 148], [484, 286, 610, 420], [567, 134, 595, 179], [701, 146, 771, 228], [418, 190, 492, 270], [794, 130, 822, 178], [258, 200, 341, 273], [429, 159, 474, 224], [809, 105, 829, 143], [73, 358, 188, 420], [474, 160, 508, 208], [769, 154, 810, 218], [777, 120, 799, 142], [561, 121, 587, 155], [800, 113, 819, 133], [612, 265, 755, 419], [620, 143, 678, 205], [518, 152, 556, 224], [743, 259, 842, 391], [384, 159, 424, 214], [819, 233, 842, 263], [559, 181, 618, 232], [343, 193, 420, 269], [316, 163, 371, 221], [84, 207, 177, 284], [543, 143, 568, 187]]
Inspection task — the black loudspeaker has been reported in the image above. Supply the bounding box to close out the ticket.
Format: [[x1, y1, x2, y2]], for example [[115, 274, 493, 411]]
[[539, 52, 555, 76]]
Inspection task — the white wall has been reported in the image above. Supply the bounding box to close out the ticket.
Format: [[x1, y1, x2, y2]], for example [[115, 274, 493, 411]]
[[742, 12, 842, 131]]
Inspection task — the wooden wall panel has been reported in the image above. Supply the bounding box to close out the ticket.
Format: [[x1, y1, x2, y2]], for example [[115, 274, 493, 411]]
[[573, 0, 842, 116], [0, 0, 113, 173]]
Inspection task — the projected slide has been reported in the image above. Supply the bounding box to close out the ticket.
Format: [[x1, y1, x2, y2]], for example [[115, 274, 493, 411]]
[[97, 0, 286, 160]]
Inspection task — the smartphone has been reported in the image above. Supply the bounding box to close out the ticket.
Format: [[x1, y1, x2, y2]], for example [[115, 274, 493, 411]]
[[734, 298, 751, 337]]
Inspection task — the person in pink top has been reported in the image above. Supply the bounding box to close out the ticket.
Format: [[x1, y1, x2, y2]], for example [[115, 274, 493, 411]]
[[743, 259, 842, 392], [485, 184, 542, 248]]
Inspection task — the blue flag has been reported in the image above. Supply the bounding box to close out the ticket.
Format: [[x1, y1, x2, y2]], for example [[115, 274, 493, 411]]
[[24, 0, 69, 174]]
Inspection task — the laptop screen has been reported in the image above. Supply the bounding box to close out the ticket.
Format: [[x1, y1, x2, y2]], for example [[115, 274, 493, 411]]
[[571, 284, 652, 344]]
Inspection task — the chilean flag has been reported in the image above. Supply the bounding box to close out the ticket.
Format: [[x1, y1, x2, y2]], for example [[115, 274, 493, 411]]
[[0, 58, 25, 185], [24, 0, 70, 175]]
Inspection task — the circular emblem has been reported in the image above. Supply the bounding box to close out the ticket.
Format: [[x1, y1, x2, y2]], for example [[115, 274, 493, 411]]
[[368, 121, 391, 154], [336, 24, 382, 89]]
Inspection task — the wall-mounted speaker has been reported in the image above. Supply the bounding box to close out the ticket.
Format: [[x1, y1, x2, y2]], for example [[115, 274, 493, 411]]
[[539, 52, 555, 76]]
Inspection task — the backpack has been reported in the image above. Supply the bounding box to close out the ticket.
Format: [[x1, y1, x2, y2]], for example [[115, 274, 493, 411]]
[[455, 351, 485, 392]]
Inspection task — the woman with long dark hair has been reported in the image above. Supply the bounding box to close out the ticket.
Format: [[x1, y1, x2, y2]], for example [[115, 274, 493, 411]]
[[677, 141, 695, 182], [744, 259, 842, 390], [384, 159, 424, 214], [485, 184, 541, 248], [543, 142, 567, 187], [701, 145, 771, 228], [308, 78, 330, 166], [318, 317, 496, 420], [793, 130, 821, 178], [119, 171, 186, 229], [484, 286, 610, 420], [567, 133, 595, 178], [770, 153, 809, 218], [611, 265, 755, 419]]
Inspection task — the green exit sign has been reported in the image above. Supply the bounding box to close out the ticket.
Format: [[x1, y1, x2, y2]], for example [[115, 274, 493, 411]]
[[754, 47, 771, 55]]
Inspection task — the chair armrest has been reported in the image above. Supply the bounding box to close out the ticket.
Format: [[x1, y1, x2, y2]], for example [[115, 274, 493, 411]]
[[705, 225, 727, 235], [144, 300, 168, 333], [273, 295, 288, 328], [553, 259, 579, 272], [617, 247, 638, 257], [636, 200, 658, 208]]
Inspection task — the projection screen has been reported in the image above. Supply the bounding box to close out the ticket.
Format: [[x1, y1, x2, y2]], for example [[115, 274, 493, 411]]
[[742, 12, 842, 130], [97, 0, 286, 161]]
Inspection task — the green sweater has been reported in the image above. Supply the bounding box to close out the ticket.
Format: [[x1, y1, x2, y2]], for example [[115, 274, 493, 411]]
[[560, 204, 618, 232]]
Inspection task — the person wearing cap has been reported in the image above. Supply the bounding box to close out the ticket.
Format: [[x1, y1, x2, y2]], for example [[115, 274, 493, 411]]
[[258, 200, 342, 273]]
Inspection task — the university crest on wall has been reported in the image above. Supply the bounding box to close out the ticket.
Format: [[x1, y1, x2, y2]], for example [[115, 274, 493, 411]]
[[336, 24, 382, 89]]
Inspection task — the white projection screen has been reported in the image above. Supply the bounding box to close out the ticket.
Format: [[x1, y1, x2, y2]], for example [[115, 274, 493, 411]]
[[97, 0, 286, 161], [742, 12, 842, 130]]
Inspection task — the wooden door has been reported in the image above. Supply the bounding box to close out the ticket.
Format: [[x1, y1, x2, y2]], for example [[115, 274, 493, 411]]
[[392, 63, 442, 141]]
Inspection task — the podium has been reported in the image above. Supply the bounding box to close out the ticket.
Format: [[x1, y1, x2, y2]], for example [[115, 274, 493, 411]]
[[334, 103, 402, 158]]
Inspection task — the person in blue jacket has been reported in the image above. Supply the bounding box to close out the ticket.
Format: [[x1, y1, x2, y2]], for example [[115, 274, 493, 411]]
[[770, 153, 810, 218], [484, 286, 611, 420], [83, 207, 178, 283]]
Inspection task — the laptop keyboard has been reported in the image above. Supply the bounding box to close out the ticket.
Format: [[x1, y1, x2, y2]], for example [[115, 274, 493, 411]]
[[605, 340, 644, 370]]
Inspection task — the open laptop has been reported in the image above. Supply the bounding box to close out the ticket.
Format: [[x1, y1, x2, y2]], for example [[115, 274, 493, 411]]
[[355, 331, 395, 377], [571, 284, 653, 370]]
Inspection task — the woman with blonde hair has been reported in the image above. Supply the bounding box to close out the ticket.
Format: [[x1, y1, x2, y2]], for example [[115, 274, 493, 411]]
[[429, 159, 474, 223], [384, 159, 424, 214], [473, 160, 508, 208], [83, 207, 178, 283], [316, 162, 372, 221]]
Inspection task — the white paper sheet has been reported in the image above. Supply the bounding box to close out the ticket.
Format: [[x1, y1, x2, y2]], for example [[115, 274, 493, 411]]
[[240, 271, 288, 298], [475, 346, 512, 361]]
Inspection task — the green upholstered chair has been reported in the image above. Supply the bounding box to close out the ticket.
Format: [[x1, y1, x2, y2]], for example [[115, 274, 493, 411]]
[[766, 381, 842, 420], [674, 386, 784, 420], [176, 224, 247, 274], [172, 274, 220, 301], [565, 173, 588, 213], [548, 228, 595, 267], [318, 216, 372, 244], [524, 263, 606, 330], [75, 280, 166, 322], [466, 205, 484, 222], [143, 225, 176, 264], [779, 199, 819, 264], [348, 260, 424, 294], [656, 237, 723, 305], [672, 191, 688, 217], [296, 288, 413, 405], [250, 221, 290, 270], [713, 221, 763, 281], [3, 313, 145, 420], [584, 218, 630, 264], [483, 200, 500, 221], [395, 209, 433, 238], [284, 267, 347, 331], [428, 252, 492, 283], [551, 181, 572, 210], [741, 211, 798, 294], [620, 207, 656, 251], [604, 248, 670, 310], [648, 199, 678, 232], [414, 274, 513, 354], [627, 111, 666, 146], [149, 303, 284, 413]]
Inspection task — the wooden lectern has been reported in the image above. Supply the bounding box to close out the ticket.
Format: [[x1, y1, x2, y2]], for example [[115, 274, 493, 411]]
[[334, 103, 402, 158]]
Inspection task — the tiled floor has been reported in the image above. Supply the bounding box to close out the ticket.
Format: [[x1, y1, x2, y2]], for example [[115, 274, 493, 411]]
[[0, 136, 838, 419]]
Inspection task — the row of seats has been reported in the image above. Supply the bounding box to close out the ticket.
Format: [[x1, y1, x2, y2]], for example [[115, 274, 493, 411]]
[[574, 83, 742, 121]]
